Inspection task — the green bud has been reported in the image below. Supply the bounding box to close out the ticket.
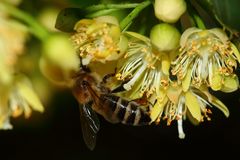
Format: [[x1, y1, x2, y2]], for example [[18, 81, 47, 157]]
[[38, 7, 59, 31], [40, 34, 79, 87], [154, 0, 186, 23], [150, 23, 180, 52]]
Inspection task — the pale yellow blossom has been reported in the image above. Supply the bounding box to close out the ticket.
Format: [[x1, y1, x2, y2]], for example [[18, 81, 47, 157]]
[[115, 32, 170, 100], [0, 13, 44, 129], [172, 27, 240, 92], [71, 16, 127, 65], [150, 83, 229, 138]]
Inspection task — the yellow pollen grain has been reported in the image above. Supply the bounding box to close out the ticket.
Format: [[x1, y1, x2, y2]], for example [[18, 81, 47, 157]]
[[167, 119, 172, 126], [12, 107, 22, 118], [141, 48, 148, 53], [207, 109, 212, 114], [191, 40, 197, 46], [175, 115, 180, 120], [155, 117, 161, 124]]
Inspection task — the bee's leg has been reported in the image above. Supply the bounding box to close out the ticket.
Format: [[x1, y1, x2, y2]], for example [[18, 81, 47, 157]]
[[99, 68, 117, 93], [101, 68, 117, 85]]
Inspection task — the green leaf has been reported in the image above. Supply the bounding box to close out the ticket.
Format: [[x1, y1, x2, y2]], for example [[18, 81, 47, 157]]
[[212, 0, 240, 31], [55, 8, 86, 32]]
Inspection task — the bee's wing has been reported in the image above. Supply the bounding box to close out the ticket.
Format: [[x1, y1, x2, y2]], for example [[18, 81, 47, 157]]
[[79, 102, 100, 150]]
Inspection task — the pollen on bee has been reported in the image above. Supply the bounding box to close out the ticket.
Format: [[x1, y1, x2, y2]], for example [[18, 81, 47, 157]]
[[115, 73, 122, 80]]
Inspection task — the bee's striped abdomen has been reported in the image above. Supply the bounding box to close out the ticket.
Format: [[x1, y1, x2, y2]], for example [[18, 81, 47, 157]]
[[99, 94, 151, 126]]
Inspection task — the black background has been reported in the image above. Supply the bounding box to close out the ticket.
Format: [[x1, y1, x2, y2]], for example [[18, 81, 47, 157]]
[[0, 89, 240, 160]]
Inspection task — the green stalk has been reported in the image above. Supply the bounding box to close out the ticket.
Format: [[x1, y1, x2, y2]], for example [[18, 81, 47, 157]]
[[0, 2, 49, 41], [193, 14, 206, 29], [85, 3, 140, 12], [86, 8, 120, 18], [187, 1, 206, 29], [120, 1, 152, 31]]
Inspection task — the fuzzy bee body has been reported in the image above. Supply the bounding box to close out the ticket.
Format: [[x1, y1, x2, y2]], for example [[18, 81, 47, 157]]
[[72, 71, 152, 150]]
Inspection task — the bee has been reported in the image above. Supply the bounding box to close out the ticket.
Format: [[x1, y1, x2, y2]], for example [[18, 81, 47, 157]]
[[72, 70, 152, 150]]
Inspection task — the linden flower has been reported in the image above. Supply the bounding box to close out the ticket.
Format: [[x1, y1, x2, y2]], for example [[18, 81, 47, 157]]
[[171, 28, 240, 92], [150, 83, 229, 139], [0, 74, 44, 129], [115, 32, 170, 100], [71, 16, 127, 65], [0, 14, 44, 129]]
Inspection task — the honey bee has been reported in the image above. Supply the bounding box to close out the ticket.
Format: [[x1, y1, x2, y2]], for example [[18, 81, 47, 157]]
[[72, 70, 152, 150]]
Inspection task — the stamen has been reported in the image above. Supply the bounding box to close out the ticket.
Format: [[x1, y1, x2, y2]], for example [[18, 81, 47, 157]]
[[123, 63, 147, 90]]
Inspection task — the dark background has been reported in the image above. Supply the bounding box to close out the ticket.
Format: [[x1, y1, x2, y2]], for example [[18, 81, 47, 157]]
[[0, 89, 240, 160]]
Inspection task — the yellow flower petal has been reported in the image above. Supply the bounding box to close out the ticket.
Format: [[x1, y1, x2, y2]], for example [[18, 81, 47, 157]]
[[95, 16, 119, 26], [74, 19, 92, 31], [124, 74, 145, 100], [221, 76, 239, 93], [86, 22, 105, 35], [186, 109, 200, 125], [210, 73, 222, 91], [118, 35, 128, 54], [106, 35, 127, 61], [16, 80, 44, 113], [109, 26, 121, 41], [125, 31, 150, 44], [167, 85, 182, 104], [231, 43, 240, 63], [161, 54, 170, 75], [185, 91, 201, 122], [209, 95, 229, 117], [198, 87, 229, 117], [180, 27, 202, 47], [182, 68, 192, 92], [150, 97, 168, 122], [209, 28, 229, 43]]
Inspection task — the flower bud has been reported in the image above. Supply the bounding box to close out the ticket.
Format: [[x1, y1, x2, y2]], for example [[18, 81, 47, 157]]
[[154, 0, 186, 23], [150, 23, 180, 52], [40, 34, 79, 87]]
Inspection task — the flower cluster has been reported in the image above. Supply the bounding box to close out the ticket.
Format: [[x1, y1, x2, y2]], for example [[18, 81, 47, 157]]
[[115, 32, 170, 100], [70, 9, 240, 138], [172, 28, 240, 92], [0, 8, 44, 129]]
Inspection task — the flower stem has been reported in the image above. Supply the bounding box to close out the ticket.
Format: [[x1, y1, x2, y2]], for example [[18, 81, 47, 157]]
[[193, 14, 206, 29], [85, 3, 140, 12], [86, 8, 120, 18], [120, 1, 152, 31], [0, 2, 49, 41], [187, 0, 206, 29]]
